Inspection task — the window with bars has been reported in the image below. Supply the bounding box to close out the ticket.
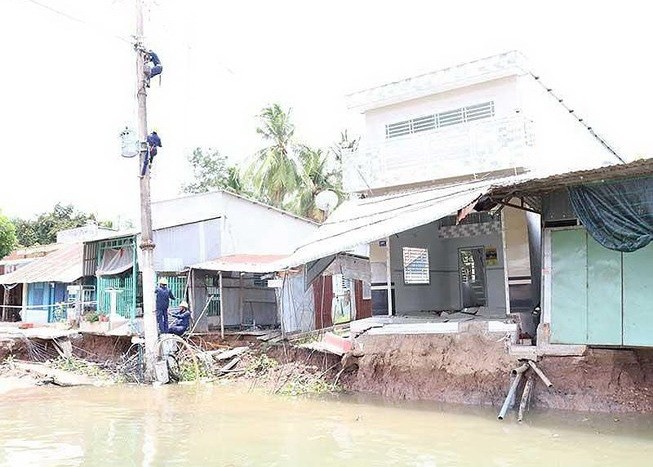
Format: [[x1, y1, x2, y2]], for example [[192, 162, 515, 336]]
[[385, 101, 495, 138], [402, 247, 430, 285]]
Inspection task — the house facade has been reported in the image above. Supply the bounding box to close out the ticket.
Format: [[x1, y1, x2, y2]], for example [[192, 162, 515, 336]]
[[294, 51, 619, 326], [83, 190, 318, 332]]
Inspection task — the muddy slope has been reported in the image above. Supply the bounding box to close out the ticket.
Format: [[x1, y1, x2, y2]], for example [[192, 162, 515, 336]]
[[343, 331, 516, 406]]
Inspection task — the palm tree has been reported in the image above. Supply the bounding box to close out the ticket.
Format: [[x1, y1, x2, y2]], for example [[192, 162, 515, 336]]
[[248, 104, 300, 208], [294, 146, 343, 222]]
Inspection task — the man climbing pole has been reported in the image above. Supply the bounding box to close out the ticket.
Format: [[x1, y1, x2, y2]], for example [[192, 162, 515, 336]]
[[144, 50, 162, 87], [140, 130, 162, 177]]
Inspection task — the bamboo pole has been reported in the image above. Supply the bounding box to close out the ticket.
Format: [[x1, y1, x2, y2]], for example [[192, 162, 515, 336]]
[[518, 373, 535, 422], [528, 360, 553, 388]]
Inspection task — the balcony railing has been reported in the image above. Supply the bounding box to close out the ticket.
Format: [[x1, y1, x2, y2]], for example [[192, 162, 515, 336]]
[[343, 115, 535, 193]]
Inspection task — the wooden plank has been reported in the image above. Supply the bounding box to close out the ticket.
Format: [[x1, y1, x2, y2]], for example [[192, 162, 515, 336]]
[[550, 229, 587, 344], [587, 236, 623, 345], [623, 243, 653, 346]]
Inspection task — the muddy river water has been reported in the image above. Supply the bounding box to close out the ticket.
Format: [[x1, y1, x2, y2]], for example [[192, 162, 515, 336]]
[[0, 384, 651, 466]]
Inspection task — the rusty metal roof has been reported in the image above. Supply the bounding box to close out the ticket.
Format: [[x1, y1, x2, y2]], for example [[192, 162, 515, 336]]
[[490, 158, 653, 197], [0, 243, 84, 284]]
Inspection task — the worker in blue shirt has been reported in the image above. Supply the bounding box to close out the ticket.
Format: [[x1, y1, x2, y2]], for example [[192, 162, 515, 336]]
[[140, 130, 162, 177], [145, 50, 162, 87], [169, 301, 191, 336], [155, 277, 175, 334]]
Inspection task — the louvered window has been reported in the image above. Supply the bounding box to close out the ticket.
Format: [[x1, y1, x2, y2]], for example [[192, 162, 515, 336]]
[[464, 101, 495, 122], [402, 247, 430, 285], [253, 273, 267, 287], [385, 101, 494, 139]]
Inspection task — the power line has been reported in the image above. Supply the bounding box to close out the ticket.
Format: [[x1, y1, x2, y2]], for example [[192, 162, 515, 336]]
[[21, 0, 133, 45], [521, 67, 626, 164]]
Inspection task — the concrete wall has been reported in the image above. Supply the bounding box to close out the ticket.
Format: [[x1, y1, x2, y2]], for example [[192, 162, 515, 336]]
[[389, 220, 506, 316], [518, 75, 619, 172], [363, 76, 520, 145], [220, 195, 318, 256], [152, 190, 318, 257], [153, 218, 221, 272], [152, 192, 225, 230]]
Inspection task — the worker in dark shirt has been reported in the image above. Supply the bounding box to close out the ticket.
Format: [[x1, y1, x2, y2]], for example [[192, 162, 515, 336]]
[[145, 50, 162, 87], [169, 301, 191, 336], [155, 277, 175, 334], [140, 130, 162, 177]]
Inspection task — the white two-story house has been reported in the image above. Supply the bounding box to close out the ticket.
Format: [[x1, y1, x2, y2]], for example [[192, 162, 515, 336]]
[[291, 51, 621, 327]]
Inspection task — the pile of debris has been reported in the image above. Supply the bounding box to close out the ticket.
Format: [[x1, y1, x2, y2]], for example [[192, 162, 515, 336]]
[[165, 342, 343, 396]]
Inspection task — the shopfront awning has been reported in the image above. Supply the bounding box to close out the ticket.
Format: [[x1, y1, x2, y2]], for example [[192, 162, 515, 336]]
[[0, 243, 84, 285], [288, 180, 493, 266]]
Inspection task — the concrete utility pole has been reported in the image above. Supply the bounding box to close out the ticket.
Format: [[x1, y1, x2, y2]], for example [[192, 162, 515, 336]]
[[135, 0, 158, 380]]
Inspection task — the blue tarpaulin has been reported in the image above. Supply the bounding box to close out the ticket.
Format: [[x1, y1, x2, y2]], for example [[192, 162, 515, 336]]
[[568, 176, 653, 252]]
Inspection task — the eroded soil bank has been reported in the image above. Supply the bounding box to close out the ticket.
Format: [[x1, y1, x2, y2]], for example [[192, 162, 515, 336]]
[[341, 329, 653, 413], [3, 330, 653, 413]]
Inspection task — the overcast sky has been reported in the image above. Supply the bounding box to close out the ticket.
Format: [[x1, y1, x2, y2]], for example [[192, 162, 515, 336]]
[[0, 0, 651, 223]]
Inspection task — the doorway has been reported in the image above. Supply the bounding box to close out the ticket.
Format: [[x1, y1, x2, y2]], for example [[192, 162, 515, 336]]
[[459, 247, 487, 308]]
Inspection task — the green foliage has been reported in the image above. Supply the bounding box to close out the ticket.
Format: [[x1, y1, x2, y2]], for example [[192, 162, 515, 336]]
[[330, 130, 360, 163], [277, 375, 334, 396], [292, 146, 343, 222], [245, 353, 279, 377], [247, 104, 301, 209], [83, 311, 99, 323], [181, 147, 248, 195], [51, 356, 113, 380], [183, 103, 354, 222], [0, 213, 17, 259], [12, 203, 101, 247]]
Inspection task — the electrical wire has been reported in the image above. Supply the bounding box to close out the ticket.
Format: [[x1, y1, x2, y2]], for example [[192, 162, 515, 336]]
[[521, 67, 626, 164], [20, 0, 134, 45]]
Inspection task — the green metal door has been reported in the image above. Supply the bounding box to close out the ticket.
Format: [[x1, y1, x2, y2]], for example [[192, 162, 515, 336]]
[[587, 236, 622, 345], [623, 243, 653, 346], [550, 229, 587, 344]]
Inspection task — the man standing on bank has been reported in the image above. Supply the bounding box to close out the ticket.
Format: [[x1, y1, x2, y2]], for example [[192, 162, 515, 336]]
[[155, 277, 175, 334]]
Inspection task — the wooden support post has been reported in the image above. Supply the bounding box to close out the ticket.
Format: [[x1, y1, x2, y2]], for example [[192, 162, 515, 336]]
[[385, 237, 393, 317], [219, 271, 225, 339], [238, 273, 244, 329], [2, 285, 8, 322]]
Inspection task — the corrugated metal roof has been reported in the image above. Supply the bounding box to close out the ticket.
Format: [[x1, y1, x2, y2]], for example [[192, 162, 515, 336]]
[[191, 254, 289, 273], [1, 243, 64, 262], [490, 158, 653, 197], [0, 243, 84, 284], [288, 179, 493, 266]]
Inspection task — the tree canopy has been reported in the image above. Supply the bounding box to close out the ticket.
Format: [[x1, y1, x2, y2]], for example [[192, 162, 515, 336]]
[[182, 103, 352, 222], [248, 104, 301, 208], [0, 213, 17, 259], [12, 203, 102, 247], [181, 148, 247, 195]]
